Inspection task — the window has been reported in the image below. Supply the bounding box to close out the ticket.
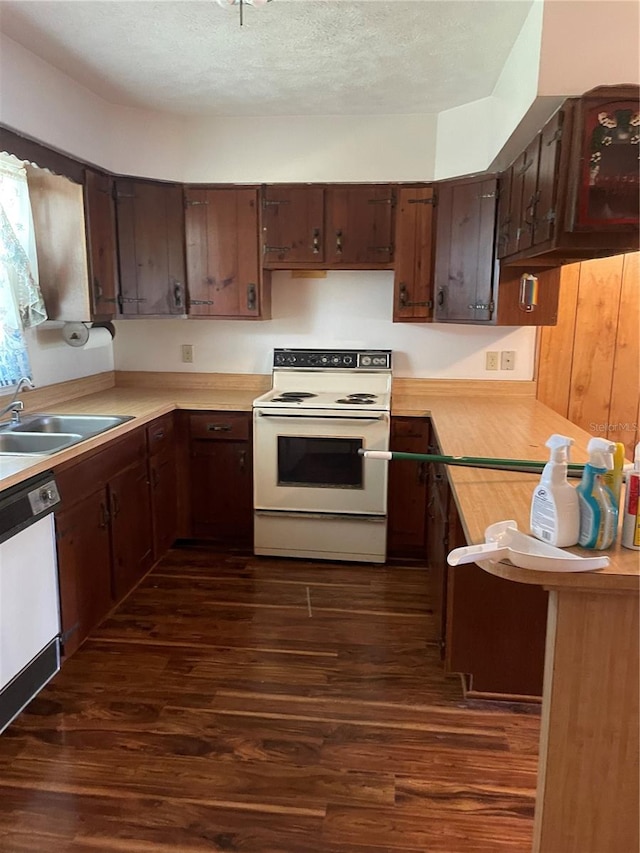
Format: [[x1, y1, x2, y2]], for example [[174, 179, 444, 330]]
[[0, 153, 47, 387]]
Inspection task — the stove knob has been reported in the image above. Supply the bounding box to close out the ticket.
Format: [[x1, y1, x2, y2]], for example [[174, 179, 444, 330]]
[[321, 356, 329, 364], [274, 353, 284, 365], [308, 354, 319, 365], [361, 355, 372, 366], [344, 356, 353, 365], [288, 355, 297, 364], [331, 356, 341, 365]]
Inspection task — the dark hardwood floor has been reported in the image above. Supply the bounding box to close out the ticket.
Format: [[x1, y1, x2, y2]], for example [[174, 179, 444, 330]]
[[0, 549, 540, 852]]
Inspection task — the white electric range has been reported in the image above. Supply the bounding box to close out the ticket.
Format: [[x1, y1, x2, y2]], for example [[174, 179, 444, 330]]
[[252, 348, 392, 564]]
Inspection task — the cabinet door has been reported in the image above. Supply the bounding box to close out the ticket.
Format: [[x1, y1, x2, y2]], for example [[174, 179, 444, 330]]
[[149, 446, 178, 561], [434, 176, 498, 323], [115, 179, 186, 316], [56, 489, 113, 657], [84, 169, 118, 319], [393, 186, 434, 321], [190, 439, 252, 544], [533, 110, 564, 246], [570, 96, 640, 231], [109, 459, 153, 600], [387, 417, 430, 558], [262, 185, 325, 265], [325, 184, 395, 265], [426, 480, 448, 657], [185, 187, 264, 317]]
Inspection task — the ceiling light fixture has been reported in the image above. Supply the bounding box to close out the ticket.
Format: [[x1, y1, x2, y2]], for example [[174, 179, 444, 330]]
[[216, 0, 272, 27]]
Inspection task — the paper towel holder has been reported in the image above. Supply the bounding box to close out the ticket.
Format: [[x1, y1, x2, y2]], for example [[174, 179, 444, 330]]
[[62, 321, 115, 347]]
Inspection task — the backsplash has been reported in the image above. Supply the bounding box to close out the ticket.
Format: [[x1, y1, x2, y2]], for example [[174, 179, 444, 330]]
[[113, 271, 536, 380]]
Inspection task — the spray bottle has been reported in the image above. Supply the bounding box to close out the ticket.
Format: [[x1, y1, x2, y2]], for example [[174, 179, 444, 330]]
[[530, 434, 580, 547], [621, 443, 640, 550], [577, 438, 618, 549], [602, 441, 625, 510]]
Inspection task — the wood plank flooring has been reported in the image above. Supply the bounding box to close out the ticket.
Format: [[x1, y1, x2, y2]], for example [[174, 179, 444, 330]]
[[0, 550, 540, 852]]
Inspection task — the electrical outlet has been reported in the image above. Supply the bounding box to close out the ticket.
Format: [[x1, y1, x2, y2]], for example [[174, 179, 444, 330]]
[[485, 351, 499, 371], [500, 350, 516, 371], [181, 344, 194, 364]]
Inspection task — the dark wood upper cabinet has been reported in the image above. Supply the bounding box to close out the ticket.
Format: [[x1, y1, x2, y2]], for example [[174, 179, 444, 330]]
[[262, 183, 394, 269], [185, 186, 270, 318], [325, 184, 395, 266], [393, 185, 435, 321], [498, 84, 639, 267], [262, 185, 325, 266], [115, 179, 186, 316], [84, 169, 119, 320], [434, 175, 498, 323]]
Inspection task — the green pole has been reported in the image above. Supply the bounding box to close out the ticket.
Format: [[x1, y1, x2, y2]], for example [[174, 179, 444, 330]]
[[359, 449, 585, 477]]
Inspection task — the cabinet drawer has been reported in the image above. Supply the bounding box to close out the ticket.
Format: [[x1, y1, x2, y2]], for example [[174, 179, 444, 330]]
[[189, 412, 249, 441], [146, 414, 174, 456]]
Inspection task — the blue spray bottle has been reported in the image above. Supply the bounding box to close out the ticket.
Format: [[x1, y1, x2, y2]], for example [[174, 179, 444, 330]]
[[577, 438, 618, 549]]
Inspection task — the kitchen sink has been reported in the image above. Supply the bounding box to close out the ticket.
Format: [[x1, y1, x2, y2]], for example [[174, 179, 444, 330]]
[[0, 414, 134, 455], [0, 432, 83, 455], [12, 414, 133, 438]]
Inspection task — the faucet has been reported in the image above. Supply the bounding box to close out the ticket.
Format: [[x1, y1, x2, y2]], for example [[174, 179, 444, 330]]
[[0, 377, 35, 425]]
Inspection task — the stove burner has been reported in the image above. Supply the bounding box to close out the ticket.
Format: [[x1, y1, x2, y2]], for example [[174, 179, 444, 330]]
[[347, 393, 377, 400], [336, 397, 376, 405], [271, 396, 307, 403], [277, 392, 317, 399]]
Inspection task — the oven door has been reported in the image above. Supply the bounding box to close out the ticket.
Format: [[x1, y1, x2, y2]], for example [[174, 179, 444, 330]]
[[253, 408, 389, 515]]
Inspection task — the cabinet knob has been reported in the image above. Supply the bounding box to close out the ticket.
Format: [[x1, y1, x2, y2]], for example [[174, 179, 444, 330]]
[[312, 228, 321, 254], [247, 283, 257, 312], [207, 423, 232, 432], [335, 230, 343, 255]]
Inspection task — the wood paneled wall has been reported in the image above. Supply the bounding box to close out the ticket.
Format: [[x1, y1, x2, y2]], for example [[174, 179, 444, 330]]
[[536, 252, 639, 460]]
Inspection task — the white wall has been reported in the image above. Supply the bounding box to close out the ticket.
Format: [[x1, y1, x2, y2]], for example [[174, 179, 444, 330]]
[[25, 325, 114, 388], [113, 272, 537, 380], [435, 0, 544, 179]]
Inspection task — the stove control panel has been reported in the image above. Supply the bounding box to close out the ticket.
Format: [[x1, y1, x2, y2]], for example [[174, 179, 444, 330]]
[[273, 349, 391, 370]]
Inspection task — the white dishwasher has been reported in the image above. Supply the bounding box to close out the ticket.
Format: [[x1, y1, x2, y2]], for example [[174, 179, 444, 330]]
[[0, 471, 61, 734]]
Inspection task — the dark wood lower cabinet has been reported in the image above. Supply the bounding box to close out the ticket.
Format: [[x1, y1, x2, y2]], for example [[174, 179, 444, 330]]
[[55, 428, 154, 657], [387, 417, 430, 559], [426, 426, 547, 699], [110, 458, 153, 601], [188, 412, 253, 545], [55, 489, 113, 658], [147, 414, 178, 560]]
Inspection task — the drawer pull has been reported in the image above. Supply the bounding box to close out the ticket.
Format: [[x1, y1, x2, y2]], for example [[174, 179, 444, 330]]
[[153, 430, 165, 440], [207, 423, 232, 432]]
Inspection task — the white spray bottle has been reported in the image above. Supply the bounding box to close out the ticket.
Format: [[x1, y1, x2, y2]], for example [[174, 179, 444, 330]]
[[530, 434, 580, 547]]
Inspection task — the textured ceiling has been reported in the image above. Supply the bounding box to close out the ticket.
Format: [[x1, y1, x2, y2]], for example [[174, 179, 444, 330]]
[[0, 0, 534, 117]]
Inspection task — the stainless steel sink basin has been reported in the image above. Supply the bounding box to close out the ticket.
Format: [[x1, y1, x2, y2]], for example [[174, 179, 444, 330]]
[[0, 432, 83, 454], [12, 414, 133, 438]]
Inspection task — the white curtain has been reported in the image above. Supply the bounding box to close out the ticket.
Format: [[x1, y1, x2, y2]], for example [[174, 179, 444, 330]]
[[0, 152, 47, 387]]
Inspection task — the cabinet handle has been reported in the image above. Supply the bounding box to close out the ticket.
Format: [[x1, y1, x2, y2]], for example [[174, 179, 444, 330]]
[[99, 501, 110, 529], [312, 228, 321, 254], [399, 283, 433, 309], [418, 462, 427, 485], [153, 430, 165, 441], [94, 276, 103, 303], [207, 423, 232, 432], [173, 281, 184, 310], [335, 230, 343, 255], [247, 283, 257, 312], [437, 289, 445, 307], [239, 449, 247, 473], [111, 493, 120, 518]]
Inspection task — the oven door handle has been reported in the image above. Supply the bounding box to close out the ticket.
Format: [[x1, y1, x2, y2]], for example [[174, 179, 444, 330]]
[[256, 412, 388, 422]]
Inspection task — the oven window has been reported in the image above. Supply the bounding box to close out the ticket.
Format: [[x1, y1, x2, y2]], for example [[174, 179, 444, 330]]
[[277, 436, 363, 489]]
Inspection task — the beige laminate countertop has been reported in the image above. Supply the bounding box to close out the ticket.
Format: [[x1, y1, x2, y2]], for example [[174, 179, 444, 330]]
[[1, 379, 637, 592]]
